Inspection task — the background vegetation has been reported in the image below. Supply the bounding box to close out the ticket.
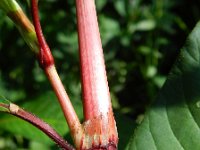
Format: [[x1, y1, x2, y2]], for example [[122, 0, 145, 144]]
[[0, 0, 199, 149]]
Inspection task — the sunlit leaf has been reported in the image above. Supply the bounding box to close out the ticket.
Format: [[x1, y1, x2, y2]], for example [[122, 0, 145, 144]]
[[127, 21, 200, 150]]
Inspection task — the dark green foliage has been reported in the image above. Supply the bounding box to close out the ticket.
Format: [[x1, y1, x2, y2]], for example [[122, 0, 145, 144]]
[[0, 0, 199, 149]]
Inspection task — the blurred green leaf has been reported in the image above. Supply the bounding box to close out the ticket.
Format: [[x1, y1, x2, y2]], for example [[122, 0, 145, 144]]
[[129, 20, 156, 33], [126, 21, 200, 150], [29, 141, 50, 150], [114, 0, 126, 17], [99, 15, 120, 45], [95, 0, 107, 11], [146, 65, 157, 78]]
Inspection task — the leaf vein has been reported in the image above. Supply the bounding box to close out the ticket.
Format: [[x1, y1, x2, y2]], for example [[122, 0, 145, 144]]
[[166, 106, 185, 150], [148, 116, 158, 150], [185, 47, 199, 64]]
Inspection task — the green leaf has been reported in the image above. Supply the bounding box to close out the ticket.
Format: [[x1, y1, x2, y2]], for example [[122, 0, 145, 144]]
[[115, 113, 136, 149], [99, 15, 120, 45], [129, 20, 156, 33], [95, 0, 107, 11], [0, 92, 83, 146], [114, 0, 126, 17], [127, 21, 200, 150], [29, 141, 50, 150]]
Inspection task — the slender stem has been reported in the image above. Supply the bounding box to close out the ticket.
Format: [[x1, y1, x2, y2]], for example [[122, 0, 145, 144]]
[[45, 66, 82, 137], [0, 0, 39, 53], [31, 0, 54, 68], [1, 103, 75, 150], [31, 0, 82, 141], [31, 0, 47, 49]]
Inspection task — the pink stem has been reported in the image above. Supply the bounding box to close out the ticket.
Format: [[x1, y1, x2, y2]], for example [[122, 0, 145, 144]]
[[76, 0, 111, 120], [76, 0, 118, 149]]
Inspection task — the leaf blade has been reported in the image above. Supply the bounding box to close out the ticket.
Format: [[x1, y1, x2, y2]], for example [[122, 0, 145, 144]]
[[127, 21, 200, 150]]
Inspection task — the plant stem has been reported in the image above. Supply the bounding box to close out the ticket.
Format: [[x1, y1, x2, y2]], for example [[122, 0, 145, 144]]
[[31, 0, 54, 68], [31, 0, 82, 141], [0, 0, 38, 53], [75, 0, 118, 149], [0, 103, 75, 150], [45, 65, 82, 138], [76, 0, 110, 120]]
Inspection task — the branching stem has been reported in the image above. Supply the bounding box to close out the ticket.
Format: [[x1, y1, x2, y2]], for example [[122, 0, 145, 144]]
[[0, 103, 75, 150], [31, 0, 82, 142]]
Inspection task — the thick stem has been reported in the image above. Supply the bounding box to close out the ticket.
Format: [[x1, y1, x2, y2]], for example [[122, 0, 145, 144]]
[[76, 0, 118, 149], [76, 0, 111, 122]]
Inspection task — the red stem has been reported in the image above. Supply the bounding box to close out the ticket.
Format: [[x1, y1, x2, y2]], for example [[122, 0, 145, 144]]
[[31, 0, 54, 68], [31, 0, 82, 144]]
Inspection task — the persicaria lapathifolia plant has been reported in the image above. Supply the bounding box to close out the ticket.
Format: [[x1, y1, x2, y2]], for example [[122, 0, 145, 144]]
[[0, 0, 118, 150]]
